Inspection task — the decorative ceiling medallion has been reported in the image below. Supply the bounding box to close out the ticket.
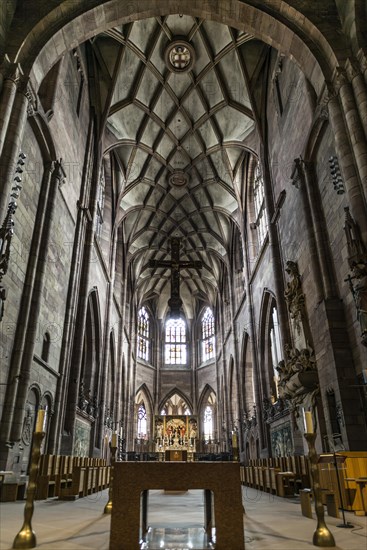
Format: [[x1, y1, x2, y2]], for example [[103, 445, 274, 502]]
[[165, 38, 195, 73], [169, 171, 189, 187]]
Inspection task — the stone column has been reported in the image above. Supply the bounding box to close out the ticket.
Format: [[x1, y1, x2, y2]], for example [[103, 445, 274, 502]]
[[10, 160, 66, 442], [261, 151, 291, 346], [327, 90, 367, 243], [48, 118, 95, 454], [346, 58, 367, 141], [0, 63, 20, 157], [301, 159, 336, 300], [334, 67, 367, 200], [0, 75, 30, 223], [0, 161, 56, 451], [291, 158, 325, 306], [98, 230, 117, 451], [62, 147, 102, 450]]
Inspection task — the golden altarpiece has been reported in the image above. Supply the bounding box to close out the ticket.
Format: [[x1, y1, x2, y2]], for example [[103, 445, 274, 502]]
[[154, 416, 198, 461]]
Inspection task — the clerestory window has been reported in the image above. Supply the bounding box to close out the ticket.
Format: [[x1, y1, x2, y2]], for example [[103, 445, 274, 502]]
[[201, 307, 215, 362], [165, 318, 187, 365], [137, 306, 150, 362]]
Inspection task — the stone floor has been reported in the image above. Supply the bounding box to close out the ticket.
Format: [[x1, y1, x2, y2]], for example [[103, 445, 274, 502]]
[[0, 486, 366, 549]]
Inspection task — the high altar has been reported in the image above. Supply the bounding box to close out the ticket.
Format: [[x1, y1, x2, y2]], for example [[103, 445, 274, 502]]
[[155, 415, 198, 461]]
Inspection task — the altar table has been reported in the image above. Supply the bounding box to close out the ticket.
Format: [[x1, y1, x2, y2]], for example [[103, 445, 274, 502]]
[[110, 462, 245, 550]]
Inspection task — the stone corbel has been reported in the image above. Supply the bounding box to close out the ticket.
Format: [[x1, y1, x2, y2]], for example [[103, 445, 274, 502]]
[[53, 159, 67, 187], [290, 157, 304, 189]]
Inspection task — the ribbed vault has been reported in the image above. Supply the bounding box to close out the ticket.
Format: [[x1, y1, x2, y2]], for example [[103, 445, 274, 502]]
[[92, 15, 267, 316]]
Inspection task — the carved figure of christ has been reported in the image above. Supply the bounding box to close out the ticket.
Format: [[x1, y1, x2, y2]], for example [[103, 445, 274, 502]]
[[149, 237, 202, 316]]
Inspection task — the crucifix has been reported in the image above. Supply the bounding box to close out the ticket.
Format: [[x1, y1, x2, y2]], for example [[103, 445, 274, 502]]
[[149, 237, 202, 317]]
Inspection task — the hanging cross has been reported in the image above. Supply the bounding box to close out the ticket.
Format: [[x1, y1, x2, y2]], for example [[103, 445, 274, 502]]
[[149, 237, 202, 317]]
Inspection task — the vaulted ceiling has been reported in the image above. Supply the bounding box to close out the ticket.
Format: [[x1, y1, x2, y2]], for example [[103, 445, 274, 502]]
[[90, 15, 269, 317]]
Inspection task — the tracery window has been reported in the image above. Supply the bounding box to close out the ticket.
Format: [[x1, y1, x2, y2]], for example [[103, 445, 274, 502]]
[[137, 306, 150, 361], [270, 306, 282, 398], [201, 307, 215, 362], [95, 170, 105, 239], [253, 163, 267, 248], [165, 318, 186, 365], [203, 405, 213, 441], [137, 403, 147, 438]]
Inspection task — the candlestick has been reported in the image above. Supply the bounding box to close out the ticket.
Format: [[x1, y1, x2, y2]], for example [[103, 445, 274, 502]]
[[304, 433, 336, 547], [13, 431, 44, 548], [104, 444, 117, 514], [111, 433, 117, 447], [35, 409, 45, 433], [305, 411, 314, 433]]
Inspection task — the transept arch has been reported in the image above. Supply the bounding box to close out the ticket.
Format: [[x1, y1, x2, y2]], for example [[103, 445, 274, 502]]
[[7, 0, 347, 95]]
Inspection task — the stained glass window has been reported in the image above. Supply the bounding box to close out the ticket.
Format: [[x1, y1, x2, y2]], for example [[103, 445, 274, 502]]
[[201, 307, 215, 362], [165, 318, 187, 365], [137, 306, 150, 361]]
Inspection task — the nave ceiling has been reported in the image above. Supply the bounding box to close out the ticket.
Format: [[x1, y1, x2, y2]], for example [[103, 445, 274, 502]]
[[90, 14, 268, 318]]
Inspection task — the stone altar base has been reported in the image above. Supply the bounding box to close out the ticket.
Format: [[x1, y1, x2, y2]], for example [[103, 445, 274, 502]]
[[110, 462, 245, 550]]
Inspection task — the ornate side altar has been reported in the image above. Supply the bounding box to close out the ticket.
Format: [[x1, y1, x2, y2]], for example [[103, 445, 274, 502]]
[[154, 415, 198, 461]]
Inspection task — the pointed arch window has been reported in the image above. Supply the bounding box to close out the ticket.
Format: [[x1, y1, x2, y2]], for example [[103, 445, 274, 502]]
[[253, 163, 267, 249], [137, 403, 147, 438], [270, 305, 283, 399], [41, 332, 51, 363], [201, 307, 215, 362], [165, 318, 186, 365], [137, 306, 150, 361], [204, 405, 213, 441]]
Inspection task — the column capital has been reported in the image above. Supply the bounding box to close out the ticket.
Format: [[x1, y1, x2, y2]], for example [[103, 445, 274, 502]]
[[0, 57, 23, 84], [345, 57, 362, 82], [330, 66, 349, 95]]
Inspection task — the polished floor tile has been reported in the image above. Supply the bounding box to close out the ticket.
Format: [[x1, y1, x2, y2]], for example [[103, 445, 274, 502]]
[[0, 486, 365, 549], [141, 526, 215, 549]]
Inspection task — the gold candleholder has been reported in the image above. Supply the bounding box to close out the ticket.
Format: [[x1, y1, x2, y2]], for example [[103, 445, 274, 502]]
[[304, 432, 336, 547], [13, 431, 45, 549], [104, 445, 117, 514]]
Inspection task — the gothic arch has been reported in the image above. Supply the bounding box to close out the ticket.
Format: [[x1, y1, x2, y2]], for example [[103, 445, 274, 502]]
[[135, 383, 154, 439], [81, 288, 102, 395], [159, 388, 193, 416], [135, 383, 154, 415], [258, 289, 280, 401], [8, 1, 346, 97]]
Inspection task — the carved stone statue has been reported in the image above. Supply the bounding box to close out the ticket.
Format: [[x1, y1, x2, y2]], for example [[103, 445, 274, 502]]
[[351, 261, 367, 346], [284, 260, 306, 347]]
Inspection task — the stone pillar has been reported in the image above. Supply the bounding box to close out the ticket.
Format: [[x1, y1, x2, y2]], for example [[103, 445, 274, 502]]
[[10, 160, 66, 442], [327, 90, 367, 243], [261, 151, 291, 347], [98, 230, 117, 451], [62, 147, 102, 451], [301, 159, 336, 300], [48, 118, 95, 454], [334, 67, 367, 200], [291, 158, 325, 305], [0, 63, 20, 157], [346, 58, 367, 141], [0, 161, 56, 453], [0, 75, 30, 223]]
